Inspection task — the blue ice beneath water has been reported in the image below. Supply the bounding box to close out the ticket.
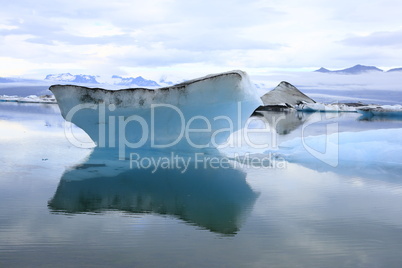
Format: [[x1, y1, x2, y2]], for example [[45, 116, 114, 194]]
[[265, 128, 402, 178]]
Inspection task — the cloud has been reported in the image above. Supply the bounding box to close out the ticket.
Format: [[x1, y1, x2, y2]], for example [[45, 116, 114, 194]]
[[0, 0, 286, 75], [0, 17, 134, 46], [342, 30, 402, 48], [1, 0, 402, 77], [1, 0, 283, 50]]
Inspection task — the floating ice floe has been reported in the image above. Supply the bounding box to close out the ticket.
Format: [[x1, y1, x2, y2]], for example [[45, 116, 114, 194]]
[[50, 70, 262, 155], [295, 102, 363, 112], [0, 94, 56, 104], [296, 102, 402, 117], [0, 95, 19, 102], [357, 105, 402, 118]]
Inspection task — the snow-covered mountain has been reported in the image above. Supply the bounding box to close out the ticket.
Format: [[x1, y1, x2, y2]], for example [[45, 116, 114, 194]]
[[111, 75, 160, 87], [44, 73, 161, 87], [315, 64, 384, 74], [45, 73, 99, 84]]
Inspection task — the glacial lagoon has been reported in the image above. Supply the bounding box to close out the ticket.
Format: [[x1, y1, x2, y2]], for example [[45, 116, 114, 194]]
[[1, 100, 402, 267]]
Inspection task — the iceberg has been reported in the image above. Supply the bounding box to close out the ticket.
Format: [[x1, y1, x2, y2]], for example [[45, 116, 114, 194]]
[[50, 71, 262, 157], [258, 81, 402, 117], [260, 81, 316, 110], [256, 81, 358, 113]]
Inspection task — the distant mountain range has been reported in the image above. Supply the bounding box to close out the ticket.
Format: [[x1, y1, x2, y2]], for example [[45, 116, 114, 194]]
[[387, 67, 402, 72], [44, 73, 163, 87], [45, 73, 99, 84], [111, 75, 160, 87], [315, 64, 402, 74], [0, 73, 166, 97], [1, 66, 401, 87], [0, 73, 173, 87]]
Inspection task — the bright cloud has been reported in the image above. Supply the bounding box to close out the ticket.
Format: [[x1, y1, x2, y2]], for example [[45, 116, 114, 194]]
[[1, 0, 402, 78]]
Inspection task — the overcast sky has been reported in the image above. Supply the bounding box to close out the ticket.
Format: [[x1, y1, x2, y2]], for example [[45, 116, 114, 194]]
[[1, 0, 402, 79]]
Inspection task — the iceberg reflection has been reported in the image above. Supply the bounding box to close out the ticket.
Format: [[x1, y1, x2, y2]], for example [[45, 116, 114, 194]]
[[255, 110, 402, 138], [48, 149, 258, 235], [254, 110, 308, 135]]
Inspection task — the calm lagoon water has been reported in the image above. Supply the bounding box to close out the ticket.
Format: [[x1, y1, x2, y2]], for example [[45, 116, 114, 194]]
[[1, 102, 402, 267]]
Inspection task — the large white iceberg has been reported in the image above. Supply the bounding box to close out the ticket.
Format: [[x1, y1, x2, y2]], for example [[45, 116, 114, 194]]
[[50, 71, 262, 157]]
